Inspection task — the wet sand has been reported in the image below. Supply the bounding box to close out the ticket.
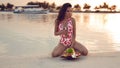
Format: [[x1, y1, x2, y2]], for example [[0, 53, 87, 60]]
[[0, 52, 120, 68]]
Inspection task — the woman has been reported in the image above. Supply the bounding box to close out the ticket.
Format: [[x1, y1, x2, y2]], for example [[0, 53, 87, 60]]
[[52, 3, 88, 57]]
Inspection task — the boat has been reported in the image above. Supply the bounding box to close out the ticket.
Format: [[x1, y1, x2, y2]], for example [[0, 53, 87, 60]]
[[13, 5, 49, 14]]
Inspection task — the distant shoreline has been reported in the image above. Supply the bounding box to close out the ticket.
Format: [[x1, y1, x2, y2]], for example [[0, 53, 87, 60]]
[[1, 10, 120, 13], [51, 11, 120, 13], [74, 11, 120, 13]]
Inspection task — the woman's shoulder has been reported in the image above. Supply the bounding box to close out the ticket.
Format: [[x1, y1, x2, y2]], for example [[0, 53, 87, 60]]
[[70, 17, 75, 21], [71, 17, 75, 23], [71, 17, 75, 19], [55, 19, 58, 22], [55, 19, 60, 24]]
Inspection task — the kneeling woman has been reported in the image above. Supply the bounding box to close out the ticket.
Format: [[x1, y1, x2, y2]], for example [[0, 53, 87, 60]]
[[52, 3, 88, 57]]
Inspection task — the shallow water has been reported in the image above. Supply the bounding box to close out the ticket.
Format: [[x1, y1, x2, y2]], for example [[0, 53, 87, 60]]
[[0, 12, 120, 57]]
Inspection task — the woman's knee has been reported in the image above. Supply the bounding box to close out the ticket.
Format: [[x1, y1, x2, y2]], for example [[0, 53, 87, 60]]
[[51, 48, 60, 57], [52, 44, 66, 57], [82, 49, 88, 56], [52, 52, 59, 57], [83, 51, 88, 56], [74, 41, 88, 56]]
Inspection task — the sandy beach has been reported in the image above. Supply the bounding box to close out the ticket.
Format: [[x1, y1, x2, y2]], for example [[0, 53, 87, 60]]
[[0, 52, 120, 68], [0, 12, 120, 68]]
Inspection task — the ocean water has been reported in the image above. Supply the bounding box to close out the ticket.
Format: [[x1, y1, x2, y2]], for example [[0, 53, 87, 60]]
[[0, 12, 120, 57]]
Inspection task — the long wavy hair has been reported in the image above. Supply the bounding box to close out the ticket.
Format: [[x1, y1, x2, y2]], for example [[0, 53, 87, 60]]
[[56, 3, 72, 24]]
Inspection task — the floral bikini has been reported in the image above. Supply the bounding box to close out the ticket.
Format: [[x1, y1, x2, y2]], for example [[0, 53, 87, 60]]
[[58, 18, 73, 47]]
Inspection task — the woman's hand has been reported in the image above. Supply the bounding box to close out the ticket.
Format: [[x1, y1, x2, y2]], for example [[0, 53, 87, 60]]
[[54, 28, 67, 36], [62, 27, 68, 36], [62, 21, 68, 36]]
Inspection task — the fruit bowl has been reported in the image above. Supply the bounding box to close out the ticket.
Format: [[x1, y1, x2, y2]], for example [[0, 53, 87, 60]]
[[61, 48, 81, 60]]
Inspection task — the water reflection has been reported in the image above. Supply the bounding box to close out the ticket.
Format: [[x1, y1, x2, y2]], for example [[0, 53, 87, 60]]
[[16, 14, 56, 23], [83, 13, 90, 24], [74, 13, 120, 52], [0, 12, 120, 54], [83, 14, 107, 32], [0, 14, 5, 20], [73, 13, 81, 23], [0, 13, 13, 21], [105, 14, 120, 43], [7, 14, 13, 20], [86, 13, 120, 52]]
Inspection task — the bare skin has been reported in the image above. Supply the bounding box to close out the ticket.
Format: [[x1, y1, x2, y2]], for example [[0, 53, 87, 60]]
[[52, 7, 88, 57]]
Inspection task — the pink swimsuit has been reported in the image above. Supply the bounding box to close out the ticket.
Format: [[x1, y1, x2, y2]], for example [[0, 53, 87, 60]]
[[58, 18, 73, 47]]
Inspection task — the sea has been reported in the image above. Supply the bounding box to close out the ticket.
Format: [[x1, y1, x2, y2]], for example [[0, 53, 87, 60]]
[[0, 12, 120, 57]]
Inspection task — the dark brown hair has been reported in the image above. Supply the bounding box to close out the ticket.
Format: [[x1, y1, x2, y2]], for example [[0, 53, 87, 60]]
[[57, 3, 72, 22]]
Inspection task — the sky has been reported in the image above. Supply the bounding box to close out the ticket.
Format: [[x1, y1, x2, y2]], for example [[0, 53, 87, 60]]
[[0, 0, 120, 9]]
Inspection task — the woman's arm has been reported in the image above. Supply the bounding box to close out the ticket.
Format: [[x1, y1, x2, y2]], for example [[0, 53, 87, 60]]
[[54, 20, 67, 36], [71, 18, 76, 47]]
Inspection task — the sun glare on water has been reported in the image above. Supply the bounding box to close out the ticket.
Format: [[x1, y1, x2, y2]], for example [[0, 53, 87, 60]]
[[105, 14, 120, 43]]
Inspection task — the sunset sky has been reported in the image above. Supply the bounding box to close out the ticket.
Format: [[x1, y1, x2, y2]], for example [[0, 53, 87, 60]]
[[1, 0, 120, 9]]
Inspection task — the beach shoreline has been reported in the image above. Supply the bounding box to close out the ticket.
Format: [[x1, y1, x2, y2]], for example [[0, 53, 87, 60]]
[[1, 10, 120, 13], [0, 52, 120, 68]]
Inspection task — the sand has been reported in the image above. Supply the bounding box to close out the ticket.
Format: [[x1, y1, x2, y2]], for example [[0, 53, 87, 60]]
[[0, 52, 120, 68]]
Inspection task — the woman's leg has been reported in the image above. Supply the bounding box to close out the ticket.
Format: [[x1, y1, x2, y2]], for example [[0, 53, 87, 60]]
[[52, 43, 66, 57], [73, 41, 88, 56]]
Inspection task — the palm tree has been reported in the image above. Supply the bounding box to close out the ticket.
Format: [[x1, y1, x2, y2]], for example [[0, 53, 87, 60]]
[[94, 6, 100, 12], [99, 2, 110, 11], [108, 5, 116, 11], [74, 4, 81, 11], [49, 2, 56, 11], [46, 3, 50, 9], [6, 3, 14, 11], [27, 1, 35, 5], [102, 2, 108, 8], [0, 4, 6, 11], [51, 2, 56, 9], [27, 1, 50, 9], [0, 5, 1, 10], [83, 3, 91, 11], [56, 6, 61, 10]]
